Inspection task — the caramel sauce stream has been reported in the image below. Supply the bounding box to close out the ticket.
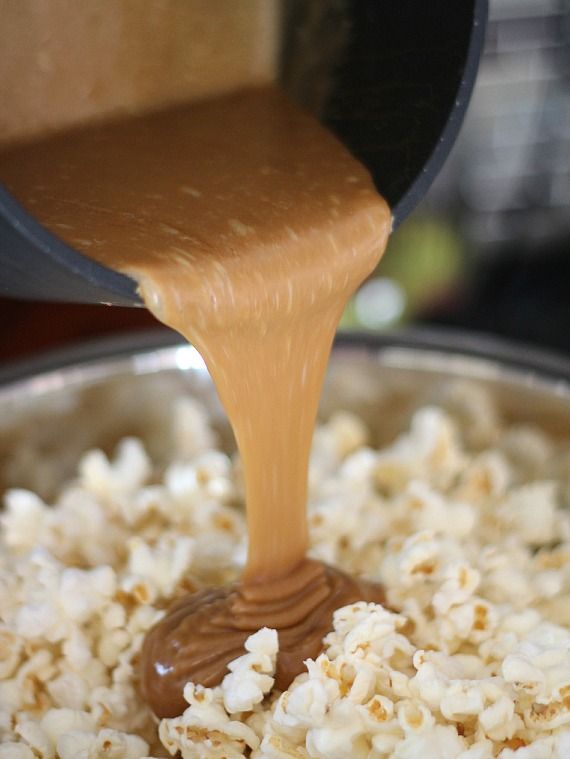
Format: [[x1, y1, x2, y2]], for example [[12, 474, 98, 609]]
[[0, 87, 391, 716]]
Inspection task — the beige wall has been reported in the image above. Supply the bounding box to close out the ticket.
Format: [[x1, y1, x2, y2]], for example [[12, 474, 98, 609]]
[[0, 0, 279, 145]]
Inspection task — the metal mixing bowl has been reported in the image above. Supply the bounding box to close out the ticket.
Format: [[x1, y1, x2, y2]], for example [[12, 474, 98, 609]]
[[0, 327, 569, 503]]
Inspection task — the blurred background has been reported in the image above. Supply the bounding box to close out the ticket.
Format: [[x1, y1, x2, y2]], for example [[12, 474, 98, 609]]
[[1, 0, 569, 363], [343, 0, 570, 353]]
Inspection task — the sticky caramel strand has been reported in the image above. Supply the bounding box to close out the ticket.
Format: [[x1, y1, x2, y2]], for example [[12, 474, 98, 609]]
[[140, 559, 384, 718]]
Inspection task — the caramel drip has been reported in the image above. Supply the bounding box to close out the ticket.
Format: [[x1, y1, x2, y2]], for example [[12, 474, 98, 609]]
[[0, 86, 391, 714], [141, 559, 385, 718]]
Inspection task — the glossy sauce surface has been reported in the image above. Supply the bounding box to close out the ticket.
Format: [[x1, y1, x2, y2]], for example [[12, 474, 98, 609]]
[[0, 87, 391, 716]]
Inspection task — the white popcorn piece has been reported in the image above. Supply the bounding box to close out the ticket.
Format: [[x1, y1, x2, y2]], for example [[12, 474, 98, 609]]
[[455, 451, 511, 504], [126, 533, 194, 599], [79, 438, 151, 498], [382, 531, 443, 588], [305, 699, 370, 759], [478, 692, 520, 741], [432, 562, 481, 615], [498, 482, 559, 548], [396, 699, 435, 734], [165, 451, 233, 502], [92, 728, 150, 758], [327, 411, 369, 459], [374, 406, 467, 491], [357, 693, 395, 728], [397, 481, 476, 540], [0, 745, 36, 759], [457, 740, 494, 759], [97, 628, 131, 668], [1, 489, 50, 552], [172, 396, 218, 458], [442, 598, 498, 645], [257, 732, 309, 758], [338, 447, 378, 484], [56, 732, 94, 759], [410, 650, 474, 708], [56, 728, 149, 759], [274, 663, 340, 730], [440, 682, 486, 721], [502, 654, 546, 697], [40, 708, 95, 745], [346, 665, 376, 705], [440, 380, 500, 449], [0, 624, 22, 679], [391, 724, 466, 758], [555, 730, 570, 757], [49, 486, 124, 566], [59, 565, 117, 623], [502, 623, 570, 708], [160, 683, 259, 757], [46, 672, 90, 710], [14, 720, 53, 758], [308, 412, 371, 495], [326, 602, 413, 670], [222, 628, 278, 714], [500, 425, 554, 477], [101, 602, 127, 631]]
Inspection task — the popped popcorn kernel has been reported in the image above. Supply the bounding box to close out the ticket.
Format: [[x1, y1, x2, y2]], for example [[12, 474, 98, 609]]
[[2, 384, 570, 757], [0, 745, 36, 759], [0, 624, 22, 679], [159, 683, 259, 757], [222, 628, 278, 713]]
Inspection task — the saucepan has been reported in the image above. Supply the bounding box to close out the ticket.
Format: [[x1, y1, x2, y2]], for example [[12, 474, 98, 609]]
[[0, 0, 488, 306]]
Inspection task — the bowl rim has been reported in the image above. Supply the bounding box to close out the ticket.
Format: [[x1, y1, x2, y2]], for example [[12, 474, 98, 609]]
[[1, 326, 569, 407]]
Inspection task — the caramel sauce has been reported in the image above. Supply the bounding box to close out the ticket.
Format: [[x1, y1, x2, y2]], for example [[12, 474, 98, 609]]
[[142, 559, 385, 716], [0, 87, 391, 716]]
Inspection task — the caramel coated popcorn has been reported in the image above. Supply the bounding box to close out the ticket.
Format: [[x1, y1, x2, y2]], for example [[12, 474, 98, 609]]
[[2, 391, 570, 757]]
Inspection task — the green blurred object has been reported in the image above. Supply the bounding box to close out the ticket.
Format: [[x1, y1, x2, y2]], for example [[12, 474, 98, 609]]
[[341, 216, 465, 330]]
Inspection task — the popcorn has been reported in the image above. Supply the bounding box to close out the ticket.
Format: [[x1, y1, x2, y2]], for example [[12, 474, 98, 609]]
[[326, 410, 369, 460], [373, 406, 467, 492], [40, 708, 95, 743], [305, 699, 370, 759], [1, 489, 50, 552], [438, 598, 498, 650], [126, 533, 194, 599], [172, 396, 219, 459], [432, 562, 481, 615], [391, 724, 467, 758], [14, 720, 53, 758], [454, 451, 511, 504], [0, 745, 36, 759], [79, 438, 151, 499], [222, 628, 278, 713], [498, 482, 559, 548], [56, 728, 149, 759], [165, 451, 234, 504], [2, 385, 570, 757], [395, 481, 476, 540], [159, 684, 260, 758], [274, 665, 340, 730], [0, 623, 22, 679], [500, 425, 554, 479], [440, 380, 500, 449], [396, 699, 435, 733], [309, 411, 369, 492]]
